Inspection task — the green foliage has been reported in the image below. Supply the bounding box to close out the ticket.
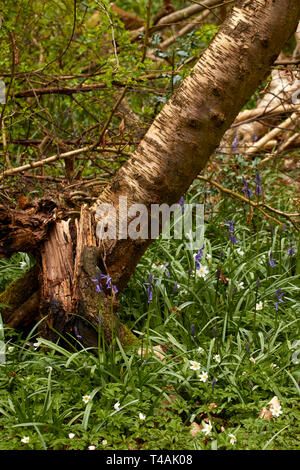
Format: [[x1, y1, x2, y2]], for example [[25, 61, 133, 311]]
[[0, 170, 299, 450]]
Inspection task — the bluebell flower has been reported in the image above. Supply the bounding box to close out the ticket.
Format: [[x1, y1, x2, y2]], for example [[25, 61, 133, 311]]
[[190, 324, 196, 338], [241, 177, 253, 198], [91, 272, 102, 293], [225, 219, 238, 244], [174, 282, 178, 293], [254, 172, 262, 196], [269, 252, 277, 268], [275, 288, 284, 311], [144, 274, 153, 303], [232, 133, 239, 153], [165, 262, 171, 278], [178, 196, 185, 213], [286, 243, 295, 256], [195, 245, 204, 269]]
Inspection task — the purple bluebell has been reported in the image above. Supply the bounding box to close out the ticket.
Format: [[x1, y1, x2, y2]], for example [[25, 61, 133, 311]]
[[190, 324, 196, 338], [174, 282, 178, 293], [242, 177, 253, 198], [178, 196, 185, 213], [275, 288, 284, 311], [100, 272, 118, 294], [254, 172, 262, 196], [286, 243, 295, 256], [144, 274, 153, 303], [212, 378, 217, 390], [188, 268, 192, 277], [232, 133, 239, 153], [252, 134, 258, 142], [165, 262, 171, 278], [195, 245, 204, 269], [225, 219, 238, 244], [269, 252, 277, 268], [91, 272, 102, 293]]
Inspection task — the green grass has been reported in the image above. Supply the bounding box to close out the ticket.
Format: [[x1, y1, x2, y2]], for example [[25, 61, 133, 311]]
[[0, 173, 299, 451]]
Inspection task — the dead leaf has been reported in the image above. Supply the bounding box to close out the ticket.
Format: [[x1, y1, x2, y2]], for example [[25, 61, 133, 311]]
[[259, 396, 280, 419], [190, 422, 203, 437], [268, 396, 280, 409], [137, 344, 166, 362]]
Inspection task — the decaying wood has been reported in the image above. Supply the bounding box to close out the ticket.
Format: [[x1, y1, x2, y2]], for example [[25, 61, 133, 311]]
[[6, 291, 40, 329], [0, 265, 39, 324], [0, 200, 57, 257]]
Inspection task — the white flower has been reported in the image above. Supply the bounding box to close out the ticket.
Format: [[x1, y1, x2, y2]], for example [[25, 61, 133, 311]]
[[33, 341, 41, 350], [69, 433, 75, 439], [270, 405, 283, 418], [228, 433, 237, 445], [20, 261, 27, 269], [250, 357, 256, 364], [46, 366, 53, 372], [214, 354, 221, 363], [82, 395, 90, 404], [102, 439, 107, 445], [190, 360, 201, 371], [256, 301, 263, 311], [196, 265, 209, 279], [201, 420, 212, 436], [206, 254, 212, 260], [8, 346, 14, 353], [237, 281, 244, 291], [198, 371, 208, 383], [237, 248, 244, 256], [114, 401, 120, 411], [139, 413, 146, 420], [88, 445, 96, 450], [21, 436, 30, 444], [197, 347, 204, 354], [270, 363, 277, 370]]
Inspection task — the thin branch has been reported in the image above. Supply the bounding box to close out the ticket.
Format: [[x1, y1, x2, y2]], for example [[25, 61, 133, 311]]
[[0, 146, 131, 180], [197, 175, 299, 230], [141, 0, 152, 63]]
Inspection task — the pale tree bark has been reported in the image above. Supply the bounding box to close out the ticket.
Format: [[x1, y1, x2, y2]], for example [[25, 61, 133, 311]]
[[1, 0, 300, 348]]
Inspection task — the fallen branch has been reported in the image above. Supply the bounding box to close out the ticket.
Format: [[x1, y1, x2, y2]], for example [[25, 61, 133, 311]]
[[245, 112, 299, 155], [231, 104, 300, 128]]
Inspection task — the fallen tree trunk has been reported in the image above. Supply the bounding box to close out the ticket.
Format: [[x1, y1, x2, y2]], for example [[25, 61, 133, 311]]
[[1, 0, 300, 348]]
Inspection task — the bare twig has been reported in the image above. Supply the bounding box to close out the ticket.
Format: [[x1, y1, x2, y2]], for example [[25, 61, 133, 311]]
[[141, 0, 152, 63], [197, 175, 299, 229], [94, 0, 119, 71]]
